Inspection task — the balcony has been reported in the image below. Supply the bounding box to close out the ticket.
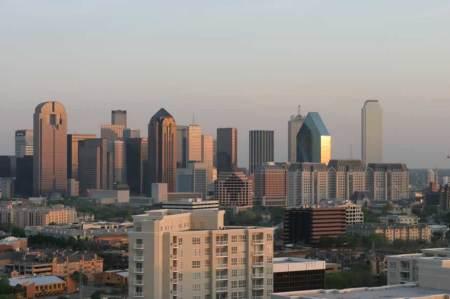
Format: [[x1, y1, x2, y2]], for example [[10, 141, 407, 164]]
[[254, 250, 264, 256], [134, 280, 143, 286], [216, 240, 228, 246], [253, 238, 264, 245], [253, 284, 265, 290], [134, 292, 143, 298], [134, 268, 144, 274], [216, 251, 228, 257], [252, 262, 264, 267], [134, 255, 144, 262], [216, 264, 228, 269], [216, 275, 228, 280], [134, 244, 144, 250], [216, 286, 228, 292], [252, 272, 264, 278]]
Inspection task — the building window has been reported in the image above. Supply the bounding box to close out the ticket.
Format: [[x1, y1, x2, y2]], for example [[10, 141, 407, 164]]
[[192, 237, 201, 245], [192, 261, 201, 268]]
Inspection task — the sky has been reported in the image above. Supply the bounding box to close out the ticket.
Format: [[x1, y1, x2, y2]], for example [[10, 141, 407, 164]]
[[1, 0, 450, 168]]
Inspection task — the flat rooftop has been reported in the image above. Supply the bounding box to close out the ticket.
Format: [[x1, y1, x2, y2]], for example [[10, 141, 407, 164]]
[[271, 284, 450, 299]]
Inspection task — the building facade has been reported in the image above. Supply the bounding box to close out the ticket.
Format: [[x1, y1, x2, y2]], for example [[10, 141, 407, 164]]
[[216, 128, 238, 173], [347, 223, 431, 242], [78, 138, 109, 194], [296, 112, 331, 165], [148, 108, 177, 192], [254, 162, 288, 207], [111, 110, 127, 127], [128, 209, 274, 299], [287, 163, 328, 208], [215, 171, 253, 209], [249, 130, 274, 174], [284, 208, 346, 244], [15, 129, 34, 158], [33, 101, 68, 195], [362, 100, 383, 165], [327, 160, 366, 201], [0, 204, 77, 228], [67, 133, 97, 181], [367, 163, 409, 201], [126, 138, 148, 195], [288, 107, 304, 163]]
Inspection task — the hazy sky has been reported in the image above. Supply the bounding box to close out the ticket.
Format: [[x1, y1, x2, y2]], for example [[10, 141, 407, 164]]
[[1, 0, 450, 168]]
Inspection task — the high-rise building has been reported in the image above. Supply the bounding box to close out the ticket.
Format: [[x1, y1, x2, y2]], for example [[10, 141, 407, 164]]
[[128, 209, 274, 299], [113, 139, 127, 185], [287, 163, 328, 208], [67, 134, 97, 180], [254, 162, 288, 207], [288, 106, 304, 163], [126, 138, 148, 195], [124, 128, 140, 139], [177, 123, 202, 168], [201, 134, 216, 185], [216, 128, 238, 173], [78, 138, 109, 194], [215, 171, 253, 208], [101, 124, 125, 141], [366, 163, 409, 201], [15, 129, 34, 158], [249, 130, 274, 173], [284, 208, 346, 244], [327, 160, 366, 201], [427, 168, 439, 186], [15, 156, 33, 197], [111, 110, 127, 127], [296, 112, 331, 165], [148, 108, 177, 192], [176, 162, 208, 199], [361, 100, 383, 165], [33, 101, 68, 195]]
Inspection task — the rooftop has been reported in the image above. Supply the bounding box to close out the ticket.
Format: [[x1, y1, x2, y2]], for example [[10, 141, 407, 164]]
[[271, 283, 450, 299], [9, 275, 65, 287]]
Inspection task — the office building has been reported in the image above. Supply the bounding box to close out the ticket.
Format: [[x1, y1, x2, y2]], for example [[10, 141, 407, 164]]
[[387, 248, 450, 291], [67, 133, 96, 180], [15, 129, 33, 158], [78, 138, 110, 194], [201, 134, 216, 185], [284, 208, 346, 244], [111, 110, 127, 127], [101, 124, 125, 142], [177, 123, 203, 168], [0, 156, 15, 178], [339, 202, 364, 225], [273, 257, 325, 293], [126, 138, 148, 195], [367, 163, 409, 201], [287, 163, 328, 208], [288, 106, 304, 163], [327, 160, 366, 201], [362, 100, 383, 165], [148, 108, 177, 192], [249, 130, 274, 173], [176, 125, 188, 168], [124, 128, 140, 139], [15, 156, 33, 197], [33, 101, 68, 195], [215, 171, 253, 209], [176, 162, 208, 199], [254, 162, 288, 207], [113, 139, 126, 185], [216, 128, 238, 173], [296, 112, 331, 165], [347, 223, 431, 242], [128, 209, 274, 299]]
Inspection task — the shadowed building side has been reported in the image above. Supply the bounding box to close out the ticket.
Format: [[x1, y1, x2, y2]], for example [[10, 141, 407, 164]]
[[148, 108, 177, 193]]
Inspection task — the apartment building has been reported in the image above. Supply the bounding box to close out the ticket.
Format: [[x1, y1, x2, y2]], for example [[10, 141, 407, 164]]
[[0, 204, 77, 228], [366, 163, 409, 201], [347, 223, 431, 242], [128, 209, 274, 299], [287, 163, 328, 208], [254, 162, 288, 207], [327, 160, 366, 201]]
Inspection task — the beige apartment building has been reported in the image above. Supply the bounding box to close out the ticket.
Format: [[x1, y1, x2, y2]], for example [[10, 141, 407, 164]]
[[287, 163, 328, 208], [366, 163, 409, 201], [348, 223, 431, 242], [327, 160, 366, 201], [0, 204, 77, 228], [129, 209, 274, 299]]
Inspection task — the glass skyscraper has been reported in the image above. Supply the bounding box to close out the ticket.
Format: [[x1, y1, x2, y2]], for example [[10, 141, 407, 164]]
[[296, 112, 331, 165]]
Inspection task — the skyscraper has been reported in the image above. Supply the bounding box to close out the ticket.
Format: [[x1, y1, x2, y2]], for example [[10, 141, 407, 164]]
[[15, 129, 33, 158], [176, 125, 188, 168], [126, 138, 148, 195], [216, 128, 237, 173], [148, 108, 177, 192], [361, 100, 383, 165], [33, 101, 68, 195], [67, 134, 97, 180], [288, 106, 304, 162], [111, 110, 127, 127], [249, 130, 274, 173], [78, 138, 109, 194], [296, 112, 331, 165], [201, 134, 216, 184], [187, 123, 202, 162]]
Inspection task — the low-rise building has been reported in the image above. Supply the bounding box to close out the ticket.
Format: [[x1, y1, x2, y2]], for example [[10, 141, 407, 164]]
[[87, 189, 130, 205], [273, 257, 325, 293], [9, 275, 76, 299], [380, 214, 419, 225], [0, 237, 27, 252], [347, 223, 432, 242], [95, 270, 128, 287]]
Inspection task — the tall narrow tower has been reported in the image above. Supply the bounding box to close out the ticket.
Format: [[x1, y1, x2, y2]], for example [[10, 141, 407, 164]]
[[148, 108, 177, 192], [249, 130, 274, 173], [33, 101, 68, 195], [361, 100, 383, 165], [216, 128, 238, 173], [288, 105, 304, 162]]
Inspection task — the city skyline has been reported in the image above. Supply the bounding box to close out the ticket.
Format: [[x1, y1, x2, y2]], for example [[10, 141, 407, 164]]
[[2, 1, 450, 168]]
